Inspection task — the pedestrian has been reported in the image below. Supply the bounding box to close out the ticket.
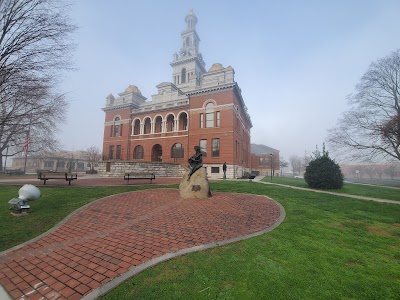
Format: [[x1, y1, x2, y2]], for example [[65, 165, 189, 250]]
[[223, 162, 227, 179]]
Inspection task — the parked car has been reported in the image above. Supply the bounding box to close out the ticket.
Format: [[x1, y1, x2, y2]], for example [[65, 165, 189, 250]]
[[294, 175, 304, 179]]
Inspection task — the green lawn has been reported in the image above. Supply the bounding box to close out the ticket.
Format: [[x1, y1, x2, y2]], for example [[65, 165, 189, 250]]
[[262, 176, 400, 201], [1, 182, 399, 299], [101, 181, 399, 300]]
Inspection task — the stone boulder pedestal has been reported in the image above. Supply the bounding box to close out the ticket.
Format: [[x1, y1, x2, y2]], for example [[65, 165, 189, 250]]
[[179, 166, 212, 199]]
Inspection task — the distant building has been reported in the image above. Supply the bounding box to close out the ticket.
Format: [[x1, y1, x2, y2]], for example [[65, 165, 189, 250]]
[[101, 10, 252, 178], [11, 150, 93, 173], [251, 144, 280, 176]]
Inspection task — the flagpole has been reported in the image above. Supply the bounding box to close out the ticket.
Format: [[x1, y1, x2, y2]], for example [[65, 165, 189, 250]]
[[23, 111, 33, 174], [23, 131, 29, 174]]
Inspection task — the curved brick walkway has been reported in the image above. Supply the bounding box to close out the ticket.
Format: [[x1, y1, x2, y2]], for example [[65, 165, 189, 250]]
[[0, 189, 284, 300]]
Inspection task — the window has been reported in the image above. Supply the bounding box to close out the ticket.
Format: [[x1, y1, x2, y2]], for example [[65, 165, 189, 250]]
[[200, 113, 204, 128], [114, 124, 120, 136], [155, 116, 162, 133], [116, 145, 121, 160], [181, 68, 186, 83], [212, 138, 220, 157], [205, 102, 214, 128], [113, 117, 122, 137], [144, 118, 151, 134], [211, 167, 220, 173], [166, 115, 175, 132], [179, 113, 188, 130], [200, 139, 207, 157], [259, 157, 264, 166], [171, 143, 184, 158], [109, 145, 114, 159], [216, 111, 220, 127], [133, 145, 144, 159], [133, 119, 140, 135]]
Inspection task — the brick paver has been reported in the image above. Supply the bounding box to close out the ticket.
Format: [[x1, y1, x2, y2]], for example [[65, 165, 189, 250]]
[[0, 188, 282, 299]]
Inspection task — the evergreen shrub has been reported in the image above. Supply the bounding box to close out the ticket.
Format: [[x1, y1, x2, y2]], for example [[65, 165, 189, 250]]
[[304, 149, 344, 189]]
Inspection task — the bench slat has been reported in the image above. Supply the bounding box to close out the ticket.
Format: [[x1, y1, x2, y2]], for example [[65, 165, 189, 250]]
[[37, 172, 77, 185], [124, 173, 155, 184]]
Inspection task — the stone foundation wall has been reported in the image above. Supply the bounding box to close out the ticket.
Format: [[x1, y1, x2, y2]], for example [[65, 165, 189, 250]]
[[98, 161, 185, 177]]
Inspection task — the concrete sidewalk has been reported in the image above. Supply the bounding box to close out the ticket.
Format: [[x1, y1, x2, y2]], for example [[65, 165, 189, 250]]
[[249, 177, 399, 205]]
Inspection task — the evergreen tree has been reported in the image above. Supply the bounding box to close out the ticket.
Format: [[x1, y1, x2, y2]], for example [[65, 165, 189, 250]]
[[304, 144, 344, 189]]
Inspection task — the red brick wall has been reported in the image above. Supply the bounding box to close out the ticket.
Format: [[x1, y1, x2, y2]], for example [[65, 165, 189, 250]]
[[102, 87, 251, 169]]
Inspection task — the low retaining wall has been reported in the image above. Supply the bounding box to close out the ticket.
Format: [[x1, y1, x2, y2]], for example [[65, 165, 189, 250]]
[[98, 161, 185, 177]]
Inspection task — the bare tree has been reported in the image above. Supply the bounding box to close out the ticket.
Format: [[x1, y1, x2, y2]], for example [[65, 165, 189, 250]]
[[85, 146, 101, 172], [279, 158, 288, 176], [0, 0, 76, 170], [385, 162, 400, 180], [328, 49, 400, 162], [289, 155, 302, 176]]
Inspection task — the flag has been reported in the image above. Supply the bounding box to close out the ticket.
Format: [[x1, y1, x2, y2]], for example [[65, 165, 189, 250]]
[[22, 136, 30, 157]]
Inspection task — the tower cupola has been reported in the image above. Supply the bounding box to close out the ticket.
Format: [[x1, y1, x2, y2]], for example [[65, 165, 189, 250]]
[[170, 9, 206, 91], [185, 9, 198, 29]]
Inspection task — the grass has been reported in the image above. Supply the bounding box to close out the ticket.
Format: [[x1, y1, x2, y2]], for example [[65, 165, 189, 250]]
[[1, 182, 399, 299], [262, 176, 400, 201], [0, 185, 174, 252], [100, 181, 400, 300]]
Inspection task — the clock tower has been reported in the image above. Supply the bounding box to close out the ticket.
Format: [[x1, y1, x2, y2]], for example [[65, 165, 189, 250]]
[[170, 9, 206, 91]]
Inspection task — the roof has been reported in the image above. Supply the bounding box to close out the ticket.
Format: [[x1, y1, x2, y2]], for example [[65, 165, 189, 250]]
[[251, 144, 279, 155]]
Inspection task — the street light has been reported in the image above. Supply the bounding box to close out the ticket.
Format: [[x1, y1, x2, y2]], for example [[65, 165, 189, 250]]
[[270, 153, 273, 181]]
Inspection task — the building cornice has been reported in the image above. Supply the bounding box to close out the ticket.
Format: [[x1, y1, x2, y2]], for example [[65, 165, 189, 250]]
[[102, 103, 136, 112], [170, 56, 206, 72]]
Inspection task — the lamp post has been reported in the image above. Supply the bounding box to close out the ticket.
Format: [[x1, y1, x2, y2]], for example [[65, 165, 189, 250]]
[[270, 153, 273, 181]]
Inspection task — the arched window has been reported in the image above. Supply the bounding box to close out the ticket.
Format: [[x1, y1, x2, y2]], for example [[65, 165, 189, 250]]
[[181, 68, 186, 83], [133, 145, 144, 159], [179, 112, 188, 130], [171, 143, 184, 158], [154, 116, 163, 133], [143, 118, 151, 134], [133, 119, 140, 135], [205, 102, 214, 128], [112, 116, 122, 137], [166, 114, 175, 132]]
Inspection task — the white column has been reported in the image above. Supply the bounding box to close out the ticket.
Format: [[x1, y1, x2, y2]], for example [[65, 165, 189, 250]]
[[151, 122, 154, 134], [140, 124, 144, 135]]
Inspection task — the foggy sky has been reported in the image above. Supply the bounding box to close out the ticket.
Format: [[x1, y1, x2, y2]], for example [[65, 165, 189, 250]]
[[59, 0, 400, 162]]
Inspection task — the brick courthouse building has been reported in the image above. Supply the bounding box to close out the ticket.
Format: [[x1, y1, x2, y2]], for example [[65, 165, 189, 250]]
[[100, 10, 254, 178]]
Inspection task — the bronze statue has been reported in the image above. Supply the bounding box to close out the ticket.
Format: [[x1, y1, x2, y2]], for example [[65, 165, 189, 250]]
[[187, 146, 203, 180]]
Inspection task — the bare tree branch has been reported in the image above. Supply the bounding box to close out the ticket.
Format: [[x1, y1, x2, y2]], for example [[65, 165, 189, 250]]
[[0, 0, 76, 170], [328, 49, 400, 162]]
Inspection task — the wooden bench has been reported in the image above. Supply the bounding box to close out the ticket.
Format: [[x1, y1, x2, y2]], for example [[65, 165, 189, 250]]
[[5, 168, 24, 176], [124, 173, 155, 184], [37, 171, 77, 185]]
